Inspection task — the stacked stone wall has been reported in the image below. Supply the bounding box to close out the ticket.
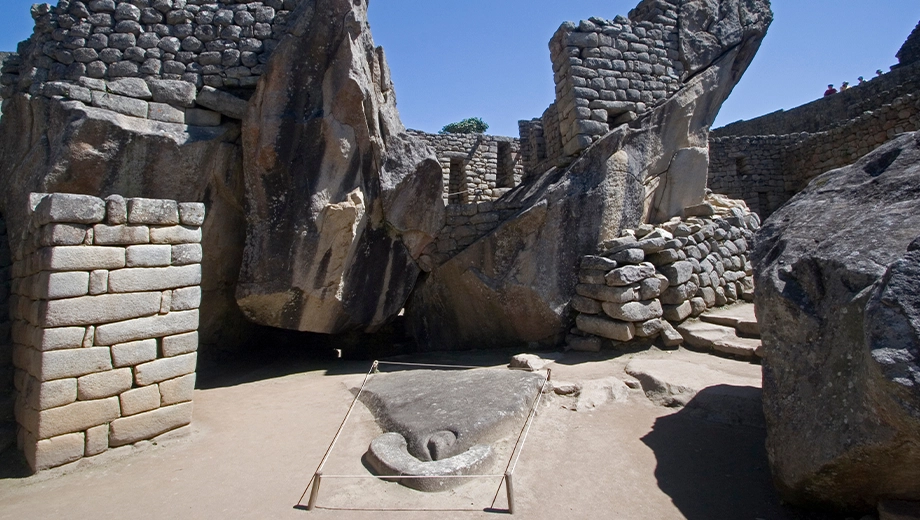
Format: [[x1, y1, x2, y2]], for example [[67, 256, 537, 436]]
[[519, 0, 684, 177], [0, 218, 13, 437], [712, 61, 920, 138], [423, 200, 525, 265], [783, 92, 920, 194], [708, 92, 920, 217], [11, 192, 202, 472], [409, 130, 524, 203], [568, 212, 757, 353], [1, 0, 301, 124], [708, 134, 806, 216]]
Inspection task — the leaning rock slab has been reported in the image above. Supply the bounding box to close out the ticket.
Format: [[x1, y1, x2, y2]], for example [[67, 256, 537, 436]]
[[753, 132, 920, 511], [238, 0, 444, 334]]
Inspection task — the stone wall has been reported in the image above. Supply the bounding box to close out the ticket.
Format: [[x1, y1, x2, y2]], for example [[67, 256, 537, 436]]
[[408, 130, 524, 204], [422, 200, 525, 267], [0, 217, 13, 443], [568, 211, 757, 352], [712, 61, 920, 138], [783, 92, 920, 194], [0, 0, 301, 125], [708, 134, 806, 216], [708, 92, 920, 217], [11, 193, 202, 472], [707, 24, 920, 219], [519, 0, 685, 176]]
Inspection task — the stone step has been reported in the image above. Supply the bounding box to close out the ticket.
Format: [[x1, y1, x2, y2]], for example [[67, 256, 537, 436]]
[[677, 320, 763, 359], [699, 303, 760, 337]]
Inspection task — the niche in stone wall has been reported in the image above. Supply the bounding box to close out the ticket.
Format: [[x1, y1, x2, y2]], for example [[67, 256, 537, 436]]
[[448, 158, 468, 204], [735, 156, 749, 176], [497, 142, 515, 188]]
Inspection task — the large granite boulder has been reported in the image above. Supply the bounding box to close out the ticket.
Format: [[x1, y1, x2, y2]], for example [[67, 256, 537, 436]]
[[0, 94, 249, 355], [753, 132, 920, 511], [407, 0, 771, 351], [237, 0, 444, 334]]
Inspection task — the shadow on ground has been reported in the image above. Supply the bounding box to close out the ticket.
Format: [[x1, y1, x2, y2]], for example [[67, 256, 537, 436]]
[[642, 385, 843, 520]]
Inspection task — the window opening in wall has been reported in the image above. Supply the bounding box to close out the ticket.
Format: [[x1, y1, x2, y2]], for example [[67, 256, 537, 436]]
[[735, 156, 749, 176], [497, 142, 515, 188], [448, 158, 467, 205]]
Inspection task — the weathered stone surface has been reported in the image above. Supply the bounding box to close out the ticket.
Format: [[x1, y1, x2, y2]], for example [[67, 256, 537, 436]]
[[107, 264, 200, 292], [177, 202, 205, 226], [84, 424, 109, 457], [94, 309, 198, 345], [24, 432, 85, 472], [35, 327, 86, 351], [170, 286, 201, 311], [161, 331, 198, 357], [109, 401, 192, 446], [149, 225, 201, 244], [127, 197, 179, 225], [41, 246, 125, 271], [22, 396, 119, 438], [36, 271, 89, 299], [605, 263, 656, 286], [677, 320, 761, 359], [662, 301, 693, 322], [576, 283, 638, 304], [76, 368, 133, 400], [158, 373, 195, 405], [195, 86, 247, 120], [238, 0, 444, 335], [40, 292, 161, 327], [93, 224, 149, 245], [408, 3, 770, 349], [119, 384, 160, 416], [111, 338, 157, 367], [22, 376, 77, 410], [125, 244, 172, 267], [40, 347, 113, 380], [134, 352, 196, 386], [602, 299, 663, 322], [753, 132, 920, 510], [170, 243, 202, 265], [576, 314, 635, 342], [360, 369, 543, 464], [34, 193, 105, 225]]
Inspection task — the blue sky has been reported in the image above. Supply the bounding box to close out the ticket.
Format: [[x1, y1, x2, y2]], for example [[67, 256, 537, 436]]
[[3, 1, 918, 136]]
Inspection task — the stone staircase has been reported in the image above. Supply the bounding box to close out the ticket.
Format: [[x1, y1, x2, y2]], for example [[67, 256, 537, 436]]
[[677, 303, 762, 360]]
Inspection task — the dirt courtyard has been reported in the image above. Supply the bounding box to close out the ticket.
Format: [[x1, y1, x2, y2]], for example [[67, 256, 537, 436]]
[[0, 347, 839, 520]]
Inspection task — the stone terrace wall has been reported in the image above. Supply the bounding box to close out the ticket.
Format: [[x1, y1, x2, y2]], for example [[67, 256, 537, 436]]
[[1, 0, 303, 124], [708, 92, 920, 217], [0, 53, 14, 114], [409, 130, 524, 204], [11, 193, 203, 472], [712, 61, 920, 138], [519, 0, 683, 176], [897, 21, 920, 67], [783, 92, 920, 194], [568, 211, 757, 354]]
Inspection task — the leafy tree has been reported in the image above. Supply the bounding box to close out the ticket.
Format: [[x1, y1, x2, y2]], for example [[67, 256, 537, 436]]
[[440, 117, 489, 134]]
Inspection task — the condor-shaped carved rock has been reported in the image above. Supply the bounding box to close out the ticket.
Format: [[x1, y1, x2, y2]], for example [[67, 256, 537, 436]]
[[238, 0, 444, 333]]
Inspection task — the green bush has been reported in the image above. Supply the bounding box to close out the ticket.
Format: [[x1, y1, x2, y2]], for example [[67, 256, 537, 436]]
[[440, 117, 489, 134]]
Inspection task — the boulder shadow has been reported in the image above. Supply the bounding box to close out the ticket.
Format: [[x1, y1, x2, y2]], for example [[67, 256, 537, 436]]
[[641, 385, 840, 520]]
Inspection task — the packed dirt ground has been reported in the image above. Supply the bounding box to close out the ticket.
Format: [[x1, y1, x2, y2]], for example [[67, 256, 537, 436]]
[[0, 337, 849, 520]]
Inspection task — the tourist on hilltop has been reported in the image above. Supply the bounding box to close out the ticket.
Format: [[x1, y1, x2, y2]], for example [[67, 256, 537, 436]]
[[877, 69, 884, 76], [840, 81, 849, 92], [824, 84, 838, 96], [858, 76, 866, 85]]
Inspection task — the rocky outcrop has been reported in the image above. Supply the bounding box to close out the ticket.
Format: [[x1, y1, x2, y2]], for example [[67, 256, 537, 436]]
[[407, 0, 771, 351], [753, 132, 920, 511], [0, 94, 249, 356], [237, 0, 443, 334]]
